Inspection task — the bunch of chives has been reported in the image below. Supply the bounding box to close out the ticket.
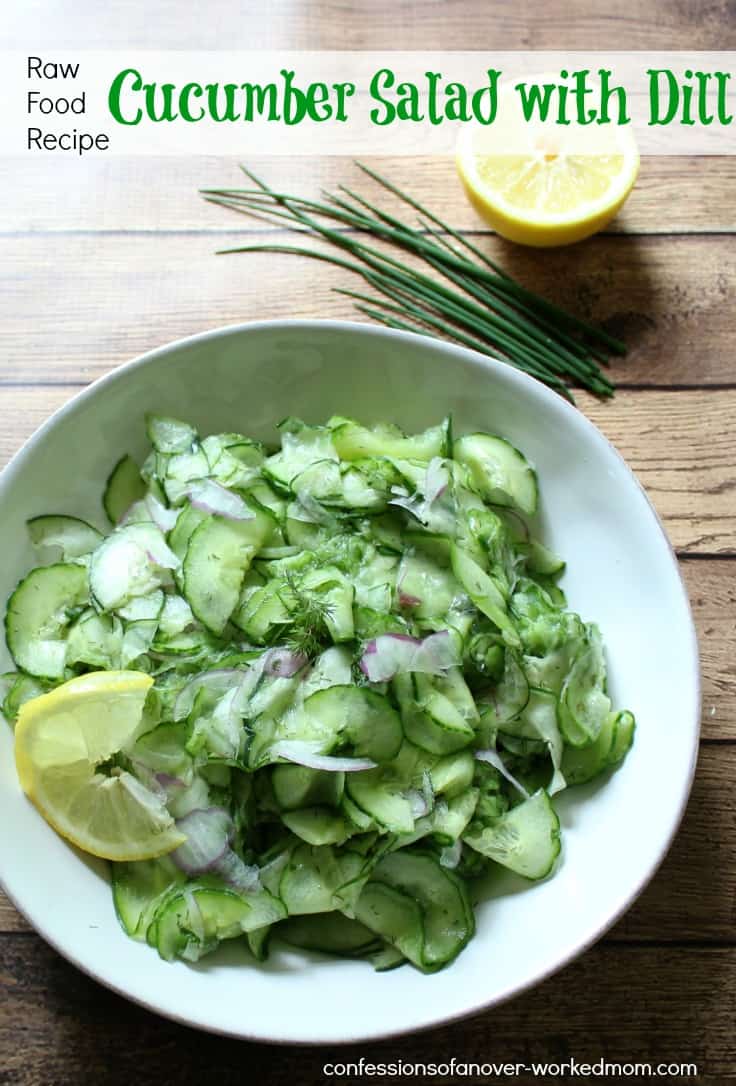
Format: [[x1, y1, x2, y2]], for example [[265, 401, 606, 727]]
[[201, 163, 624, 401]]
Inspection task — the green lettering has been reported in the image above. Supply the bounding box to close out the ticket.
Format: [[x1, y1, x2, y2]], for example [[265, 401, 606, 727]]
[[179, 82, 205, 122], [370, 68, 396, 125], [108, 67, 142, 125], [515, 79, 556, 122], [648, 68, 679, 125]]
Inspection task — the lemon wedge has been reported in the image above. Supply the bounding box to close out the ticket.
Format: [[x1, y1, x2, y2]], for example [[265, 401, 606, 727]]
[[456, 77, 640, 247], [14, 671, 185, 861]]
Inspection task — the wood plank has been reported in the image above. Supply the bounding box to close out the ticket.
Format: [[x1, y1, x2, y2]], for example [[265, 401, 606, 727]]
[[0, 937, 724, 1082], [2, 233, 736, 387], [5, 156, 736, 235], [1, 742, 733, 942], [7, 0, 736, 50], [1, 385, 733, 554], [579, 391, 736, 555]]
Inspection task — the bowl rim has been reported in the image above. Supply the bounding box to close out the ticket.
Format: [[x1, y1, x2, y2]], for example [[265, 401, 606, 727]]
[[0, 318, 701, 1045]]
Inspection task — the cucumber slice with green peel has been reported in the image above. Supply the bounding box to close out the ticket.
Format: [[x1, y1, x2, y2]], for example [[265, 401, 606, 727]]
[[5, 563, 88, 678], [89, 524, 178, 612], [518, 540, 566, 576], [429, 750, 476, 798], [558, 627, 611, 747], [450, 544, 521, 647], [168, 503, 208, 560], [608, 709, 636, 765], [482, 649, 530, 723], [145, 414, 198, 455], [301, 685, 403, 763], [27, 515, 104, 559], [371, 943, 407, 971], [246, 925, 272, 961], [561, 709, 636, 785], [278, 912, 379, 956], [368, 850, 474, 969], [183, 509, 272, 635], [112, 856, 185, 938], [464, 789, 561, 879], [354, 881, 426, 969], [397, 551, 459, 619], [330, 418, 450, 463], [453, 433, 538, 516], [346, 769, 416, 834], [153, 885, 285, 962], [431, 788, 479, 844], [342, 793, 375, 831], [279, 843, 344, 915], [272, 763, 344, 811], [402, 685, 476, 756], [103, 455, 146, 525], [1, 672, 49, 723], [65, 610, 123, 670], [281, 807, 350, 846]]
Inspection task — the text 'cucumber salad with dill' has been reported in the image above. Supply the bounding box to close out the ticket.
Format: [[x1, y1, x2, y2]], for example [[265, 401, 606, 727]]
[[4, 413, 634, 973]]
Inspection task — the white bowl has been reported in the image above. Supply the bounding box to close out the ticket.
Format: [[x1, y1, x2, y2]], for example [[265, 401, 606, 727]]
[[0, 321, 699, 1044]]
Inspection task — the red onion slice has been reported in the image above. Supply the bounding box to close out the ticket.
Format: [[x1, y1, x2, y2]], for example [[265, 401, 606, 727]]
[[270, 739, 376, 773], [186, 478, 255, 521], [475, 749, 530, 798], [171, 806, 234, 874], [213, 850, 261, 894], [263, 647, 309, 678], [360, 630, 460, 683], [145, 494, 179, 533]]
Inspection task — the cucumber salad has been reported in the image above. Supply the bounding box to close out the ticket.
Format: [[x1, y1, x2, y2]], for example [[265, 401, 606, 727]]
[[3, 413, 635, 973]]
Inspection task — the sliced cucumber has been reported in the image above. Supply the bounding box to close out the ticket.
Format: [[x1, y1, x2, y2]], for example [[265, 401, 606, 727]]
[[302, 685, 403, 763], [90, 524, 178, 612], [453, 433, 538, 516], [146, 414, 197, 455], [367, 850, 474, 969], [464, 788, 561, 879], [608, 709, 636, 765], [429, 750, 476, 798], [450, 544, 521, 647], [103, 454, 146, 525], [112, 856, 184, 938], [354, 880, 425, 969], [346, 769, 416, 834], [402, 681, 476, 756], [272, 763, 344, 811], [562, 708, 635, 785], [558, 626, 611, 747], [330, 418, 450, 463], [154, 885, 284, 962], [279, 843, 343, 915], [27, 515, 104, 559], [278, 912, 378, 956], [183, 510, 272, 634], [5, 563, 88, 678], [281, 807, 350, 846]]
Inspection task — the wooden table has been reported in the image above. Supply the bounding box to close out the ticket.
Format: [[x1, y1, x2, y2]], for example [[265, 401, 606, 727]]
[[2, 4, 735, 1083]]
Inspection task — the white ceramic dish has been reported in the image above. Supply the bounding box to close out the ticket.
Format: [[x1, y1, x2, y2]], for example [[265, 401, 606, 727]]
[[0, 321, 699, 1044]]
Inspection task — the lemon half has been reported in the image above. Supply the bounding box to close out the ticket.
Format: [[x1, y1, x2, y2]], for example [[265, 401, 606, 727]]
[[456, 77, 640, 247], [14, 671, 185, 861]]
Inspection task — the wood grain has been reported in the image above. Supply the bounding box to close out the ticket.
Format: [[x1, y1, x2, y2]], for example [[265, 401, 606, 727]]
[[0, 937, 725, 1082], [0, 385, 732, 554], [5, 156, 736, 235], [1, 741, 733, 941], [3, 232, 736, 387], [7, 0, 736, 50]]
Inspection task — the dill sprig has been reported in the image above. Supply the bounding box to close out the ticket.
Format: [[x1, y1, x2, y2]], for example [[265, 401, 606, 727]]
[[278, 574, 334, 659], [201, 163, 624, 401]]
